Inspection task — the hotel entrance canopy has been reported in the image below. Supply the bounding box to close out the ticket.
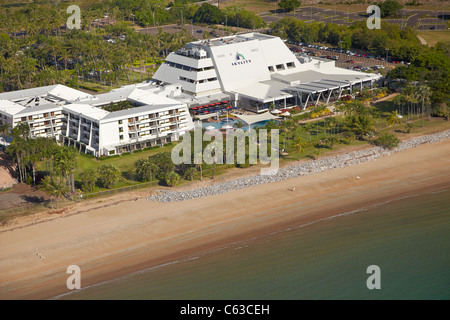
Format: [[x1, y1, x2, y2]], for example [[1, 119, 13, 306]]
[[231, 111, 281, 126], [233, 82, 292, 103]]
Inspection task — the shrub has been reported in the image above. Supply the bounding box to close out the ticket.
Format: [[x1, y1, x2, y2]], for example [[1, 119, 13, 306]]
[[375, 132, 400, 149], [97, 164, 120, 189], [165, 171, 180, 187]]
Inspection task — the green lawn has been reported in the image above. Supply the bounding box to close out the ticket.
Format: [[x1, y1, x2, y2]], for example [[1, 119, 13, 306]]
[[417, 31, 450, 47]]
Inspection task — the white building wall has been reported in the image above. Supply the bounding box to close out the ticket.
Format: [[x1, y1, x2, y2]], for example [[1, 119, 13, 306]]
[[208, 40, 271, 93]]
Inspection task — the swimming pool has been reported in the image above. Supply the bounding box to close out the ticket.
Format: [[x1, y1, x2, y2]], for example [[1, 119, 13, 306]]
[[201, 119, 271, 130]]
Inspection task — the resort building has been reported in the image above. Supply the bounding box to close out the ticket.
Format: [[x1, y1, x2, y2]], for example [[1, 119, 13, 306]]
[[0, 84, 194, 156], [152, 32, 382, 113], [0, 32, 383, 154]]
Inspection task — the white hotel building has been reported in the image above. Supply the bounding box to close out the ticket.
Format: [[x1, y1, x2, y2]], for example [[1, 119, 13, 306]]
[[0, 84, 194, 156], [152, 32, 382, 112], [0, 32, 382, 156]]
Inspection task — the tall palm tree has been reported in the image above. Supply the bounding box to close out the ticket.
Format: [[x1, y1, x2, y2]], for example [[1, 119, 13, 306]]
[[417, 85, 431, 127], [292, 137, 307, 161], [54, 147, 78, 193]]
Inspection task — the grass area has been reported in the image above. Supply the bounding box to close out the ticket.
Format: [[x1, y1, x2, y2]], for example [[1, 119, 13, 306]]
[[417, 30, 450, 46], [222, 0, 278, 14], [36, 143, 176, 193]]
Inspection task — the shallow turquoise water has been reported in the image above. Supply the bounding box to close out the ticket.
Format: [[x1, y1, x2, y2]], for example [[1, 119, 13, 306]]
[[59, 188, 450, 300], [202, 119, 270, 130]]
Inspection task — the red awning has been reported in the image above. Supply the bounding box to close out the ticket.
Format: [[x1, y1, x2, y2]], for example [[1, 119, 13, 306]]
[[191, 107, 198, 110]]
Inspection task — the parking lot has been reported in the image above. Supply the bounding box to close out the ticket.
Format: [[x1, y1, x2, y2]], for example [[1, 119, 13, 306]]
[[288, 43, 401, 73]]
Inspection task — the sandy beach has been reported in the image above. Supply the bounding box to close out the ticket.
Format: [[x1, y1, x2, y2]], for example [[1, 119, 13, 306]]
[[0, 138, 449, 300]]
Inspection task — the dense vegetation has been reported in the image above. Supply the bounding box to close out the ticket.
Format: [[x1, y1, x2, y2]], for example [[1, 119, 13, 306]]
[[0, 1, 195, 92], [271, 17, 421, 61], [386, 43, 450, 107]]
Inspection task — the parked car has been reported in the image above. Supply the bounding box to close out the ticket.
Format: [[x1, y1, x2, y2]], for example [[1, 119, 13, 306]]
[[346, 59, 355, 63]]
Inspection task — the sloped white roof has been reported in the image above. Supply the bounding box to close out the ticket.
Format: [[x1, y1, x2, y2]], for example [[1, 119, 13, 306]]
[[234, 82, 292, 103], [231, 111, 280, 126], [0, 84, 92, 103], [48, 84, 93, 101], [0, 100, 26, 116], [63, 104, 110, 121]]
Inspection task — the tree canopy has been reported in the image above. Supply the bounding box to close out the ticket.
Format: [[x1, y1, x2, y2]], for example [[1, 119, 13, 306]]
[[278, 0, 301, 12], [193, 3, 224, 24], [377, 0, 403, 18]]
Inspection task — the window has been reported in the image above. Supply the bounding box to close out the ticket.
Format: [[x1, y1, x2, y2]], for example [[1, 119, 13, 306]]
[[21, 117, 26, 121], [287, 62, 295, 69], [276, 64, 285, 70], [268, 66, 274, 72], [119, 127, 123, 133], [118, 120, 123, 124], [119, 135, 123, 140]]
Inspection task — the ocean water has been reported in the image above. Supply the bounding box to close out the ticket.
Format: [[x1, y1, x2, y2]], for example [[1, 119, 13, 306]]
[[59, 188, 450, 300]]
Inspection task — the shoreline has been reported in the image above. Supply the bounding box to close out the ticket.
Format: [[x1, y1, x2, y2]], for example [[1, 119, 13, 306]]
[[0, 135, 449, 299], [147, 130, 450, 203]]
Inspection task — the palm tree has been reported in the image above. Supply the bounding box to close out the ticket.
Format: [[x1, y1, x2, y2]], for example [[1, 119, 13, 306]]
[[184, 166, 196, 181], [194, 149, 203, 181], [166, 171, 180, 187], [233, 120, 246, 129], [393, 94, 407, 120], [387, 111, 402, 130], [97, 164, 120, 189], [417, 85, 431, 127], [54, 147, 78, 193], [40, 174, 69, 206], [80, 169, 97, 193], [344, 113, 376, 140], [292, 137, 307, 160]]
